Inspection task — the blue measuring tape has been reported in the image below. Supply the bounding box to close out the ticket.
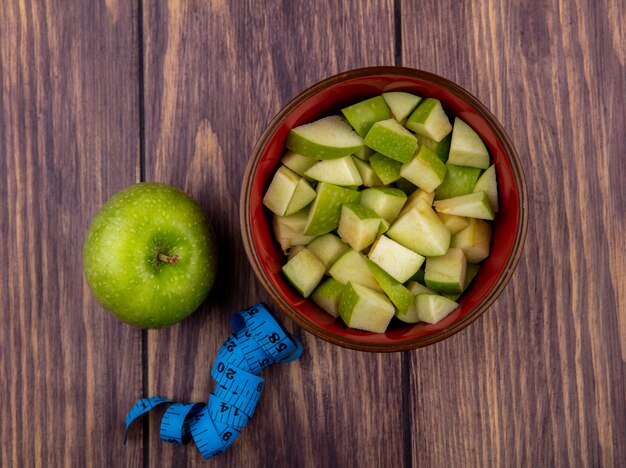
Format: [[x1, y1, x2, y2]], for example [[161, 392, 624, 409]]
[[124, 303, 303, 459]]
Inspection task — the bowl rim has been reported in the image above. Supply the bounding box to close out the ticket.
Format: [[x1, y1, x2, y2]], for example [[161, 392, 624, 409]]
[[240, 66, 528, 352]]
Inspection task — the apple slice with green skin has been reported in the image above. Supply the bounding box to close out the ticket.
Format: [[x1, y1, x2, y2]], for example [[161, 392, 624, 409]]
[[359, 187, 407, 224], [433, 191, 494, 220], [415, 294, 458, 324], [352, 156, 384, 187], [328, 249, 383, 292], [311, 277, 345, 317], [281, 151, 318, 178], [447, 117, 490, 169], [306, 233, 350, 271], [286, 115, 364, 159], [406, 280, 435, 295], [282, 248, 326, 297], [273, 210, 317, 253], [382, 92, 422, 122], [416, 133, 452, 162], [363, 119, 418, 163], [400, 144, 447, 192], [82, 183, 218, 328], [436, 212, 469, 235], [304, 182, 361, 236], [395, 280, 435, 323], [434, 163, 482, 200], [442, 263, 480, 301], [399, 188, 435, 217], [451, 218, 492, 263], [262, 165, 301, 216], [405, 98, 452, 142], [284, 177, 316, 216], [424, 247, 467, 294], [304, 155, 364, 186], [341, 96, 391, 137], [387, 198, 451, 256], [366, 259, 415, 314], [369, 152, 403, 184], [338, 282, 395, 333], [473, 164, 499, 212], [337, 203, 383, 252], [353, 145, 375, 161], [368, 235, 425, 283]]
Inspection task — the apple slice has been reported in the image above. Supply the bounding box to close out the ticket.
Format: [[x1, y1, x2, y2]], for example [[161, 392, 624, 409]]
[[382, 91, 422, 122], [434, 163, 482, 200], [415, 294, 459, 324], [399, 188, 435, 217], [405, 98, 452, 142], [351, 156, 384, 187], [366, 259, 415, 314], [433, 191, 494, 220], [473, 164, 499, 212], [272, 210, 317, 253], [363, 119, 418, 163], [282, 248, 325, 297], [304, 182, 361, 236], [262, 165, 301, 216], [286, 115, 364, 159], [442, 263, 480, 301], [368, 235, 425, 283], [341, 96, 391, 137], [436, 212, 469, 235], [311, 278, 345, 317], [281, 151, 318, 178], [353, 145, 375, 161], [284, 177, 316, 216], [338, 282, 395, 333], [304, 155, 363, 186], [337, 203, 383, 252], [369, 152, 403, 184], [406, 280, 435, 295], [306, 233, 350, 271], [328, 249, 383, 292], [447, 117, 490, 169], [400, 144, 447, 192], [395, 281, 435, 323], [359, 187, 407, 224], [424, 247, 467, 294], [451, 218, 492, 263], [287, 245, 305, 261], [416, 133, 452, 162], [387, 198, 451, 256]]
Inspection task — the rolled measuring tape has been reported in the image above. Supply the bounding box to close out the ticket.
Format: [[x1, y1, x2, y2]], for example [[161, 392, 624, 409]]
[[124, 303, 302, 459]]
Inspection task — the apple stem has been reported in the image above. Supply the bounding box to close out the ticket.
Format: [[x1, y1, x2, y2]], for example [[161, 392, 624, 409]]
[[158, 253, 179, 265]]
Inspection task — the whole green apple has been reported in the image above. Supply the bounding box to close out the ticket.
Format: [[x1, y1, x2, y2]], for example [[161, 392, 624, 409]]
[[82, 183, 217, 328]]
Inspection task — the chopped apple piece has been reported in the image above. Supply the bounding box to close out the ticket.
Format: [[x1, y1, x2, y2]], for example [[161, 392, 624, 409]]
[[282, 248, 325, 297], [338, 282, 395, 333], [364, 119, 418, 163], [447, 117, 490, 169], [286, 116, 364, 159], [368, 235, 425, 283], [405, 98, 452, 142], [433, 191, 494, 220]]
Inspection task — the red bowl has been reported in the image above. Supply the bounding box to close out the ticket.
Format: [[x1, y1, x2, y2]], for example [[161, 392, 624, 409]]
[[240, 66, 527, 352]]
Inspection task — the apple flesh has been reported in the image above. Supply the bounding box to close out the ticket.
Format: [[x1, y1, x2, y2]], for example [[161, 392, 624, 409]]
[[447, 117, 490, 169], [368, 235, 424, 283], [405, 98, 452, 142], [282, 248, 326, 297], [434, 163, 482, 200], [311, 278, 345, 317], [382, 91, 422, 122], [338, 282, 395, 333], [364, 119, 418, 164], [369, 152, 403, 184], [359, 187, 407, 224], [341, 95, 391, 137], [400, 144, 447, 193], [304, 155, 363, 186], [286, 115, 364, 159], [82, 183, 217, 328]]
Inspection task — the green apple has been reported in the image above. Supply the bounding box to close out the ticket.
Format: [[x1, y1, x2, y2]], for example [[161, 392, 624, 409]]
[[415, 294, 458, 324], [341, 96, 391, 137], [359, 187, 407, 224], [473, 164, 499, 212], [436, 212, 469, 235], [415, 132, 452, 162], [363, 119, 418, 163], [434, 163, 482, 200], [262, 165, 301, 216], [272, 209, 317, 253], [306, 233, 350, 271], [328, 249, 383, 292], [282, 248, 325, 297], [286, 115, 364, 159], [338, 282, 395, 333], [352, 157, 384, 187], [304, 182, 361, 236], [304, 156, 363, 186], [441, 263, 480, 301], [451, 218, 492, 263], [447, 117, 490, 169], [369, 152, 403, 184], [285, 178, 316, 216], [398, 188, 435, 217], [82, 183, 217, 328], [405, 98, 452, 142], [382, 91, 422, 122], [368, 235, 424, 283], [281, 151, 318, 178], [337, 203, 382, 252], [424, 247, 467, 294], [406, 281, 435, 295], [366, 259, 415, 314], [311, 278, 345, 317], [353, 145, 375, 161], [400, 144, 447, 192], [433, 191, 494, 220]]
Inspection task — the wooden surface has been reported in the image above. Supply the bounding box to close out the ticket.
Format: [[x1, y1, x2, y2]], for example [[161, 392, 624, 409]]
[[1, 0, 624, 466]]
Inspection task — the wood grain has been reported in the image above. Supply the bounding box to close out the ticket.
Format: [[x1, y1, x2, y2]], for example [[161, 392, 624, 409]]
[[0, 0, 144, 466], [402, 0, 626, 466], [141, 1, 405, 466]]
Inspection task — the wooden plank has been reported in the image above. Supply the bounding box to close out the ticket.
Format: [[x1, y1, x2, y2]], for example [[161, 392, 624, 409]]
[[0, 1, 143, 466], [141, 0, 403, 466], [401, 0, 626, 466]]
